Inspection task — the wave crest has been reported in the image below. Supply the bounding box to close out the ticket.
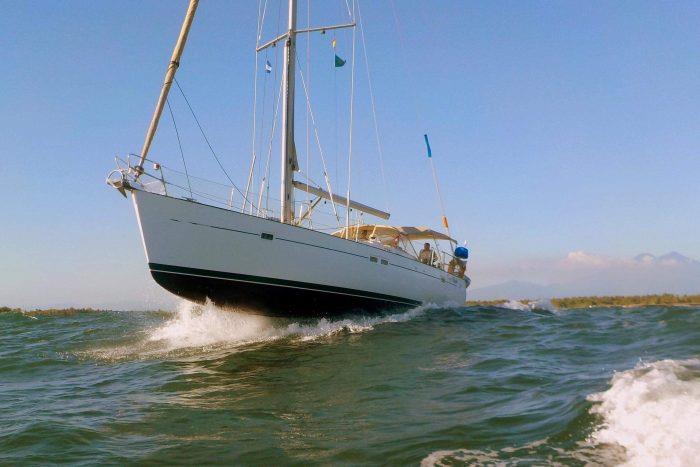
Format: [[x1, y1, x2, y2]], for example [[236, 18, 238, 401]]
[[148, 300, 429, 350], [85, 300, 430, 361], [587, 358, 700, 466], [499, 299, 556, 312]]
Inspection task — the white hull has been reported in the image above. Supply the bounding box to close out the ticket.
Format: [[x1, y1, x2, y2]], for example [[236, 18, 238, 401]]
[[132, 189, 466, 315]]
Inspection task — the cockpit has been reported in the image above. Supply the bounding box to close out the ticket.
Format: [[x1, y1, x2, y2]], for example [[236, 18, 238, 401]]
[[332, 224, 468, 278]]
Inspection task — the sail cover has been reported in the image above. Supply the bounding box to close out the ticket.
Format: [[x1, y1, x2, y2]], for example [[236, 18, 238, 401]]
[[333, 225, 456, 243], [292, 181, 390, 220]]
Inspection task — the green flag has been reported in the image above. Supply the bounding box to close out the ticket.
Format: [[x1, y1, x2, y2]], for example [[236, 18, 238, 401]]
[[334, 54, 346, 67]]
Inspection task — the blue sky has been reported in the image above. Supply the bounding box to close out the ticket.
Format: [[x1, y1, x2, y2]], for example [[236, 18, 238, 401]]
[[2, 0, 700, 308]]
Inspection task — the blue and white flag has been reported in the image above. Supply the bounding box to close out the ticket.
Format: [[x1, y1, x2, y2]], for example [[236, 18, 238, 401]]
[[265, 60, 272, 73]]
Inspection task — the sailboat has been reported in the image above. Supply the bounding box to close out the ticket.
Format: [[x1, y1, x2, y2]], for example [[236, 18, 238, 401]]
[[107, 0, 470, 316]]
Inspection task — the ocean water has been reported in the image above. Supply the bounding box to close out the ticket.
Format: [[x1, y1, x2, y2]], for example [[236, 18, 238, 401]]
[[1, 302, 699, 465]]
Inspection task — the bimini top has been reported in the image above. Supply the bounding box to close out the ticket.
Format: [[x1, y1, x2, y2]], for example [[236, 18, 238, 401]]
[[333, 225, 456, 243]]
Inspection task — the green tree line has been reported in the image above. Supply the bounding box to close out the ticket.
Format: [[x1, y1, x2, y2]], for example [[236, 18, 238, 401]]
[[466, 294, 700, 309]]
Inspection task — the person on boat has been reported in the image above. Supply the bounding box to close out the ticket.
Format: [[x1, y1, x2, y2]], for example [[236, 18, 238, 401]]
[[448, 257, 466, 278], [419, 243, 434, 264]]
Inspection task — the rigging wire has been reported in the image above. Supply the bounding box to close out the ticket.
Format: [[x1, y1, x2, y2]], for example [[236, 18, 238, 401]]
[[143, 161, 345, 231], [388, 0, 423, 129], [136, 166, 245, 210], [260, 0, 285, 216], [389, 0, 453, 241], [344, 0, 357, 236], [258, 0, 270, 35], [257, 72, 284, 216], [296, 56, 340, 224], [146, 162, 236, 187], [254, 0, 273, 211], [172, 77, 254, 209], [165, 99, 193, 199], [425, 134, 452, 240], [251, 52, 270, 214], [254, 56, 270, 212], [333, 0, 342, 194], [242, 0, 268, 213], [343, 0, 353, 18], [333, 42, 339, 194], [356, 0, 389, 212], [304, 0, 311, 209], [252, 10, 277, 215]]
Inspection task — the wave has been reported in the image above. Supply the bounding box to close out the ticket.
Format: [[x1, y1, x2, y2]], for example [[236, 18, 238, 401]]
[[420, 442, 621, 467], [587, 358, 700, 466], [498, 299, 557, 312], [420, 439, 570, 466], [421, 448, 507, 466], [84, 300, 430, 361], [421, 358, 700, 466], [149, 300, 430, 349]]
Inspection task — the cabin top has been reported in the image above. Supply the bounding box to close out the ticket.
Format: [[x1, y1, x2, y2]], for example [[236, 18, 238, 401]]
[[332, 225, 455, 243]]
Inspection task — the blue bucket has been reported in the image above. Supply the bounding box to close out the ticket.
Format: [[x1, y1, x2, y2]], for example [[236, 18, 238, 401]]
[[454, 246, 469, 259]]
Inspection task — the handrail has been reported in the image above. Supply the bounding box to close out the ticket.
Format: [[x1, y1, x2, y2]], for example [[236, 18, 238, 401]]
[[114, 156, 348, 225]]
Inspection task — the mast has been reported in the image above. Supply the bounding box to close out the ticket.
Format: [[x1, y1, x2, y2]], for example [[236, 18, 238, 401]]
[[136, 0, 199, 174], [280, 0, 298, 223], [255, 3, 355, 224]]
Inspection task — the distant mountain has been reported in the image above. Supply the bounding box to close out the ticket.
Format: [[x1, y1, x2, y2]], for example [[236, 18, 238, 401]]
[[633, 251, 699, 266], [470, 252, 700, 300], [656, 252, 699, 266]]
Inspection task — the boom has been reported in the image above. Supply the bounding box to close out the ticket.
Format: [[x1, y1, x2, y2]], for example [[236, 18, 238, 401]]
[[292, 181, 390, 220]]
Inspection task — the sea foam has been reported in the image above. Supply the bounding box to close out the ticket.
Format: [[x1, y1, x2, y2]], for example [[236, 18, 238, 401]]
[[148, 300, 277, 349], [499, 298, 556, 312], [82, 300, 430, 361], [421, 358, 700, 466], [587, 358, 700, 466], [147, 299, 429, 351]]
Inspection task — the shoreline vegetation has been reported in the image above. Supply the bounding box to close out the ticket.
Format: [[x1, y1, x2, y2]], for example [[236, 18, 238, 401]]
[[466, 294, 700, 309], [2, 294, 700, 314], [0, 307, 170, 316]]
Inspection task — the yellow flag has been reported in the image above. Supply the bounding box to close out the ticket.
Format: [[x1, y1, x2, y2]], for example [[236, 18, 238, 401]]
[[331, 38, 337, 49]]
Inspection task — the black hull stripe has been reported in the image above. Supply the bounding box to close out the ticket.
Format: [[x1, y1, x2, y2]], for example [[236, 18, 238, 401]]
[[148, 263, 422, 306]]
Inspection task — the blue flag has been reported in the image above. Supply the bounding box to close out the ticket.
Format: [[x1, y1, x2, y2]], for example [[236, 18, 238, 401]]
[[424, 134, 432, 158], [265, 60, 272, 73]]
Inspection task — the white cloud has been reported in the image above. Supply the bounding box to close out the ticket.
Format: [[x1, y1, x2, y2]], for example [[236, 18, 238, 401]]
[[563, 251, 615, 268]]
